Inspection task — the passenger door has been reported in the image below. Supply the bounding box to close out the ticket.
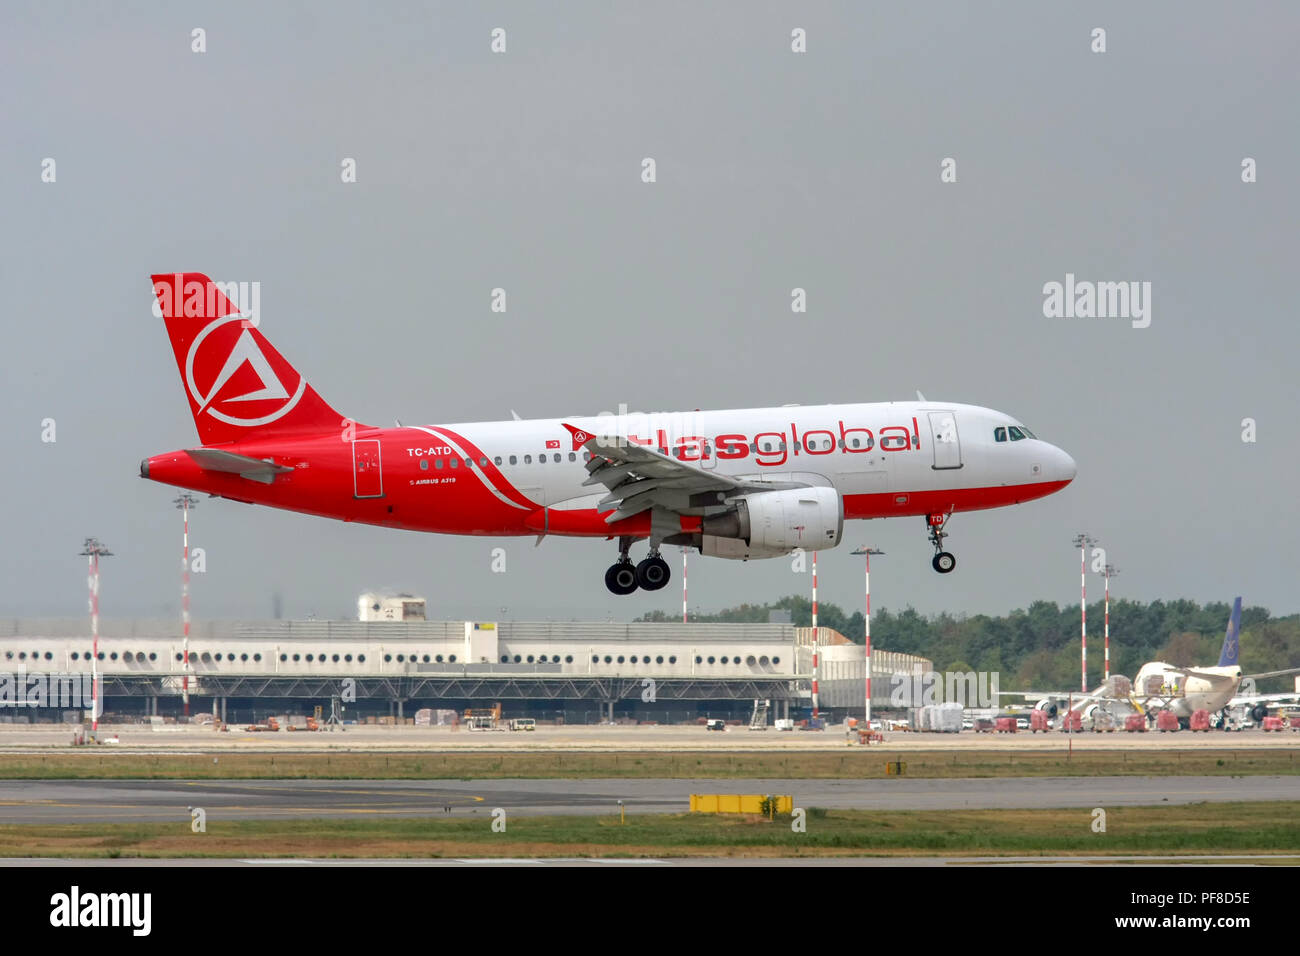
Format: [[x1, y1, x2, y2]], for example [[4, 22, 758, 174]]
[[927, 411, 962, 470]]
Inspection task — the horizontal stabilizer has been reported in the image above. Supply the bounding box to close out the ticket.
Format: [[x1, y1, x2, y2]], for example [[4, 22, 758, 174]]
[[184, 448, 293, 485]]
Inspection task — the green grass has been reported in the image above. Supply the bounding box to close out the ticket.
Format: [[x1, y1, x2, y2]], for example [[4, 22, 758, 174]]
[[0, 749, 1294, 780], [2, 801, 1297, 858]]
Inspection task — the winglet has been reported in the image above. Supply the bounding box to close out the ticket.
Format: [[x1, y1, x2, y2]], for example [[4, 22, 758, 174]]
[[560, 422, 594, 451], [1217, 596, 1242, 667]]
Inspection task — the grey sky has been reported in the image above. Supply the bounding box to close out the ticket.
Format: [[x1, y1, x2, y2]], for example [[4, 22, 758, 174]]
[[2, 2, 1296, 624]]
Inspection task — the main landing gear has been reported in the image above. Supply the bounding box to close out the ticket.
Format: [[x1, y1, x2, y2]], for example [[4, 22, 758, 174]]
[[605, 536, 671, 595], [926, 512, 956, 574]]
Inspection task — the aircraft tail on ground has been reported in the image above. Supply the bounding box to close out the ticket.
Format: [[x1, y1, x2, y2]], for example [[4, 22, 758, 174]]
[[1217, 596, 1242, 667]]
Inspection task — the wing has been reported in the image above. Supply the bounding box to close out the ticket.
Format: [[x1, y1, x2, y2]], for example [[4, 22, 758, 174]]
[[562, 423, 803, 524]]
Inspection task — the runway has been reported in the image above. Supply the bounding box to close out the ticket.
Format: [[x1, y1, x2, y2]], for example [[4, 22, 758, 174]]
[[1, 775, 1295, 824]]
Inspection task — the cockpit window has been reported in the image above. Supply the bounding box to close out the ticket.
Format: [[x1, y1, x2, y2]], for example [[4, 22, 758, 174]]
[[1020, 426, 1036, 439], [1008, 426, 1025, 441], [994, 427, 1007, 442]]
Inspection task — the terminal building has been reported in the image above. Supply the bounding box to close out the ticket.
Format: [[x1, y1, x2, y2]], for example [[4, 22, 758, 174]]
[[0, 617, 931, 726]]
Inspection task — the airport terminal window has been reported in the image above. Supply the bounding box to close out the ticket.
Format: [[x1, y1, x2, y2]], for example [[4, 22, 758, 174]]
[[422, 654, 430, 663], [500, 654, 510, 663], [994, 427, 1006, 442], [759, 656, 769, 665], [591, 655, 599, 663], [395, 654, 404, 663], [707, 656, 717, 664], [447, 655, 455, 662], [526, 655, 535, 663], [772, 656, 780, 665], [241, 653, 249, 662], [359, 654, 367, 662], [3, 651, 10, 660], [71, 652, 79, 661], [617, 655, 625, 664], [564, 655, 573, 663], [1008, 426, 1025, 441], [603, 655, 612, 664], [383, 654, 391, 662], [669, 656, 676, 664], [251, 654, 259, 662], [333, 654, 340, 663], [746, 656, 756, 665], [513, 654, 522, 663], [279, 653, 287, 662], [694, 656, 702, 664], [45, 651, 53, 660], [307, 654, 314, 662], [435, 654, 443, 663], [97, 652, 104, 660], [655, 655, 664, 664], [18, 652, 25, 660]]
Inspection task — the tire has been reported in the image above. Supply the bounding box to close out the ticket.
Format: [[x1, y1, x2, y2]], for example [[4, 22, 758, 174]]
[[931, 552, 956, 574], [635, 556, 671, 591], [604, 562, 639, 595]]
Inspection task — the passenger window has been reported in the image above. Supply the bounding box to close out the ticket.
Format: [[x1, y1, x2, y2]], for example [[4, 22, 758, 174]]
[[554, 453, 561, 463], [538, 454, 545, 465], [524, 454, 532, 464], [450, 458, 459, 468], [419, 459, 428, 471], [465, 458, 473, 467], [493, 456, 502, 465], [994, 427, 1007, 443], [1008, 427, 1025, 441], [479, 457, 488, 467], [509, 455, 517, 465], [568, 452, 576, 462]]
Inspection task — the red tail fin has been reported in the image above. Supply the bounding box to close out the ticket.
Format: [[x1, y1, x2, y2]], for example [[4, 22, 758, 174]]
[[151, 273, 355, 446]]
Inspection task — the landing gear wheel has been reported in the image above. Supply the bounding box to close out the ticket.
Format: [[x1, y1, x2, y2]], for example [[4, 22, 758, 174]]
[[605, 562, 639, 595], [635, 556, 671, 591], [924, 512, 956, 574]]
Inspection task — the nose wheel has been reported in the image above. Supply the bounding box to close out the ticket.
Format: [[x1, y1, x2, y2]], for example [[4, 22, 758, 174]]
[[926, 512, 956, 574]]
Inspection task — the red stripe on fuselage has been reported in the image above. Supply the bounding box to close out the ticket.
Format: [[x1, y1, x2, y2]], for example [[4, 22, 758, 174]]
[[423, 425, 540, 511], [842, 480, 1070, 519]]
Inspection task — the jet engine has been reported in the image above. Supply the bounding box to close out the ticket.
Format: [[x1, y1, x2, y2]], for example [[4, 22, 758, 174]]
[[671, 486, 843, 561]]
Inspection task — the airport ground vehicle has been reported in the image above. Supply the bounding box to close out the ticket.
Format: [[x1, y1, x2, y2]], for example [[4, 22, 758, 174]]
[[509, 718, 536, 732], [706, 719, 726, 731]]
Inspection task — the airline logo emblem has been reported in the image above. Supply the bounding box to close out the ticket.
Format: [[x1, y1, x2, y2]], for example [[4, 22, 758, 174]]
[[545, 439, 560, 449], [569, 429, 589, 450], [185, 315, 306, 426]]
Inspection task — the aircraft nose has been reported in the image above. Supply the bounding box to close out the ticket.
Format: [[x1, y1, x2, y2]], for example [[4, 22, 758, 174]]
[[1053, 445, 1077, 483]]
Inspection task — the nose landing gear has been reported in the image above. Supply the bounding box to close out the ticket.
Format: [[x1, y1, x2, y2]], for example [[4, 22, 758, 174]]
[[926, 512, 956, 574]]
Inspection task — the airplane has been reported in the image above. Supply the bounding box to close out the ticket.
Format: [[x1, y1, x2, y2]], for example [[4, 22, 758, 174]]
[[139, 273, 1077, 594], [1005, 598, 1300, 727]]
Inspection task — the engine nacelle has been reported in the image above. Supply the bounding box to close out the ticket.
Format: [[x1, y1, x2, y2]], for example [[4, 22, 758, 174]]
[[1035, 698, 1060, 718], [676, 487, 843, 561], [743, 486, 843, 552]]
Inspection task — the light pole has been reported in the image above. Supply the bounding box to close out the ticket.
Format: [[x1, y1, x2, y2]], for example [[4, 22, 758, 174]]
[[811, 551, 819, 718], [79, 538, 113, 734], [1103, 564, 1120, 682], [851, 547, 885, 724], [1072, 533, 1095, 693], [174, 493, 199, 718]]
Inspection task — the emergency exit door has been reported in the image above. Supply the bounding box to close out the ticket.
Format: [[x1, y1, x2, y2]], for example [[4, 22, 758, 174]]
[[927, 411, 963, 470], [352, 440, 384, 498]]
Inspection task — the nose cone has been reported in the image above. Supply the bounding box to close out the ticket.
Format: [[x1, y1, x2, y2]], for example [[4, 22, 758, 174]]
[[139, 458, 149, 478], [1052, 445, 1077, 484]]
